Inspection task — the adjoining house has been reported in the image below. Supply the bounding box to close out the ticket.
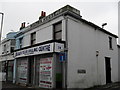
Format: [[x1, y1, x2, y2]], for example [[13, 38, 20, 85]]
[[12, 5, 119, 88], [0, 32, 16, 82]]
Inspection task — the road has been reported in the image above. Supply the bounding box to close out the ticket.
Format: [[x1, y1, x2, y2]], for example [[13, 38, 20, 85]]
[[1, 82, 120, 90]]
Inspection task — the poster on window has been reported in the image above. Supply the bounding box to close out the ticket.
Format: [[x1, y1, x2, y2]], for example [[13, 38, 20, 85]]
[[17, 60, 28, 84], [39, 57, 53, 88]]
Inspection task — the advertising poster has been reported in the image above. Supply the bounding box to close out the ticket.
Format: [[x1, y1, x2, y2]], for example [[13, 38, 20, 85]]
[[39, 57, 53, 88], [17, 60, 28, 83]]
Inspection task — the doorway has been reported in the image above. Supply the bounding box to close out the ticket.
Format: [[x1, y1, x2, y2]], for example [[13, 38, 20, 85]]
[[28, 56, 34, 85], [56, 54, 63, 88], [105, 57, 111, 84]]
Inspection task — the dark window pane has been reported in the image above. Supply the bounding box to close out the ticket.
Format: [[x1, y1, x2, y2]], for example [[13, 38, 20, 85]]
[[19, 37, 23, 48], [54, 22, 62, 40], [109, 37, 112, 49], [31, 32, 36, 45]]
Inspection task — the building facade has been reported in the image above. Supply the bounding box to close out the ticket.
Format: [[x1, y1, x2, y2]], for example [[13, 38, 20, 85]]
[[0, 32, 16, 82], [13, 5, 118, 88]]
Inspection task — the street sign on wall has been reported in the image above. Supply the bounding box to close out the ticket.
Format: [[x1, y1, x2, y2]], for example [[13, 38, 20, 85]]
[[59, 52, 66, 62]]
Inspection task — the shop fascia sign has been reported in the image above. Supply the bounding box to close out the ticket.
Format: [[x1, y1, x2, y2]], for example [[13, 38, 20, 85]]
[[14, 42, 64, 58]]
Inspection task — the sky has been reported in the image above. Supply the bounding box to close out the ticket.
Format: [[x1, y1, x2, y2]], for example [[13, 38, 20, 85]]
[[0, 0, 119, 40]]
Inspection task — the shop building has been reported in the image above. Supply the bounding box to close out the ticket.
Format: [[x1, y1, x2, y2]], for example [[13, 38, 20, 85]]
[[14, 5, 118, 88], [0, 32, 16, 82]]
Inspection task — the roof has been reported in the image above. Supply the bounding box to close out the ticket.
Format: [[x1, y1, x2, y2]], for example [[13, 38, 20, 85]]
[[80, 18, 118, 38], [17, 5, 118, 38]]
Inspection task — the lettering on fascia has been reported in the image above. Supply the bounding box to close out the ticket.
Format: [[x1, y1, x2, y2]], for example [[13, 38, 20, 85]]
[[15, 44, 51, 57]]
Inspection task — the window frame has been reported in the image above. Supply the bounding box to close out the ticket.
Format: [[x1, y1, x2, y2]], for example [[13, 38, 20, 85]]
[[53, 21, 62, 41], [31, 32, 36, 45], [109, 36, 113, 50], [19, 37, 23, 49]]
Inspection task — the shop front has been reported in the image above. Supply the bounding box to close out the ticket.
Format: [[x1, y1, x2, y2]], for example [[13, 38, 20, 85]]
[[14, 41, 64, 88], [7, 60, 14, 82], [2, 60, 14, 82]]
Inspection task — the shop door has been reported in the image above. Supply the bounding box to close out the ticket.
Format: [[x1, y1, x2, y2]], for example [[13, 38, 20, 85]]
[[28, 56, 34, 85], [56, 54, 62, 88], [105, 57, 111, 84]]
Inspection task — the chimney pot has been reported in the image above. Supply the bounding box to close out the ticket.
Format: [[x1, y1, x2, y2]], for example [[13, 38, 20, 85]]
[[43, 12, 46, 17], [23, 22, 25, 27], [41, 11, 44, 16]]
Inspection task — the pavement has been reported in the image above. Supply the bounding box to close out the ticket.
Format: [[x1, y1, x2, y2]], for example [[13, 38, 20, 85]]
[[85, 82, 120, 90], [1, 81, 120, 90]]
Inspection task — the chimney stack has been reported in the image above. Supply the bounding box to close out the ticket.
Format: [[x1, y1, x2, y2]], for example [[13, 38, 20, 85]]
[[39, 11, 46, 19], [20, 22, 26, 30]]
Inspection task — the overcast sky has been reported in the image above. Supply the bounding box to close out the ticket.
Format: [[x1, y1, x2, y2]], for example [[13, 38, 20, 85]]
[[0, 0, 119, 39]]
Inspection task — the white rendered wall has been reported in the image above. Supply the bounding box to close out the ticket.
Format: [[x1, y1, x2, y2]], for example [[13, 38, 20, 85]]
[[2, 40, 11, 54], [67, 17, 118, 88], [118, 46, 120, 81], [22, 16, 65, 48], [0, 40, 14, 61]]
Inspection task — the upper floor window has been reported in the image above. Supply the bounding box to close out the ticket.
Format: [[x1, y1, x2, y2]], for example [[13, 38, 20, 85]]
[[109, 37, 113, 50], [31, 32, 36, 45], [3, 44, 7, 52], [10, 47, 14, 52], [11, 39, 15, 46], [53, 22, 62, 40], [19, 37, 23, 49]]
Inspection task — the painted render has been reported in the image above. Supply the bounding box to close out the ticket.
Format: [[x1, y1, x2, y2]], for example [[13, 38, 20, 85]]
[[12, 5, 119, 88], [118, 45, 120, 81], [67, 16, 118, 88]]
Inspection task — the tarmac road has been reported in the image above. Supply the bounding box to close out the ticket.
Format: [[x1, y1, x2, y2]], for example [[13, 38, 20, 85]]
[[1, 82, 120, 90]]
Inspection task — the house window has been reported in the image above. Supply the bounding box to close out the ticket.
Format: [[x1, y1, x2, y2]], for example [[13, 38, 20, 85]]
[[53, 22, 62, 40], [109, 37, 112, 49], [3, 44, 7, 52], [19, 37, 23, 49], [10, 47, 14, 52], [11, 39, 15, 46], [31, 32, 36, 45]]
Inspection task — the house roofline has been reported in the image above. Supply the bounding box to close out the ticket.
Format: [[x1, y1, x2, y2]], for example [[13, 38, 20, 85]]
[[15, 5, 118, 38]]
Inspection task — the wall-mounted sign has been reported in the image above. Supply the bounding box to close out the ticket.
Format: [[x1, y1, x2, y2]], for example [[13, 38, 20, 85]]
[[54, 43, 64, 52], [39, 57, 53, 88], [59, 52, 66, 62], [15, 43, 53, 58], [77, 69, 86, 74], [14, 42, 64, 58], [17, 60, 28, 84]]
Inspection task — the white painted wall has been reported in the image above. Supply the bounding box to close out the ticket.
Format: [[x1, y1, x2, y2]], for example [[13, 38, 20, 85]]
[[1, 40, 11, 55], [1, 40, 14, 61], [67, 16, 118, 88], [22, 16, 65, 48], [36, 26, 53, 43], [118, 46, 120, 81]]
